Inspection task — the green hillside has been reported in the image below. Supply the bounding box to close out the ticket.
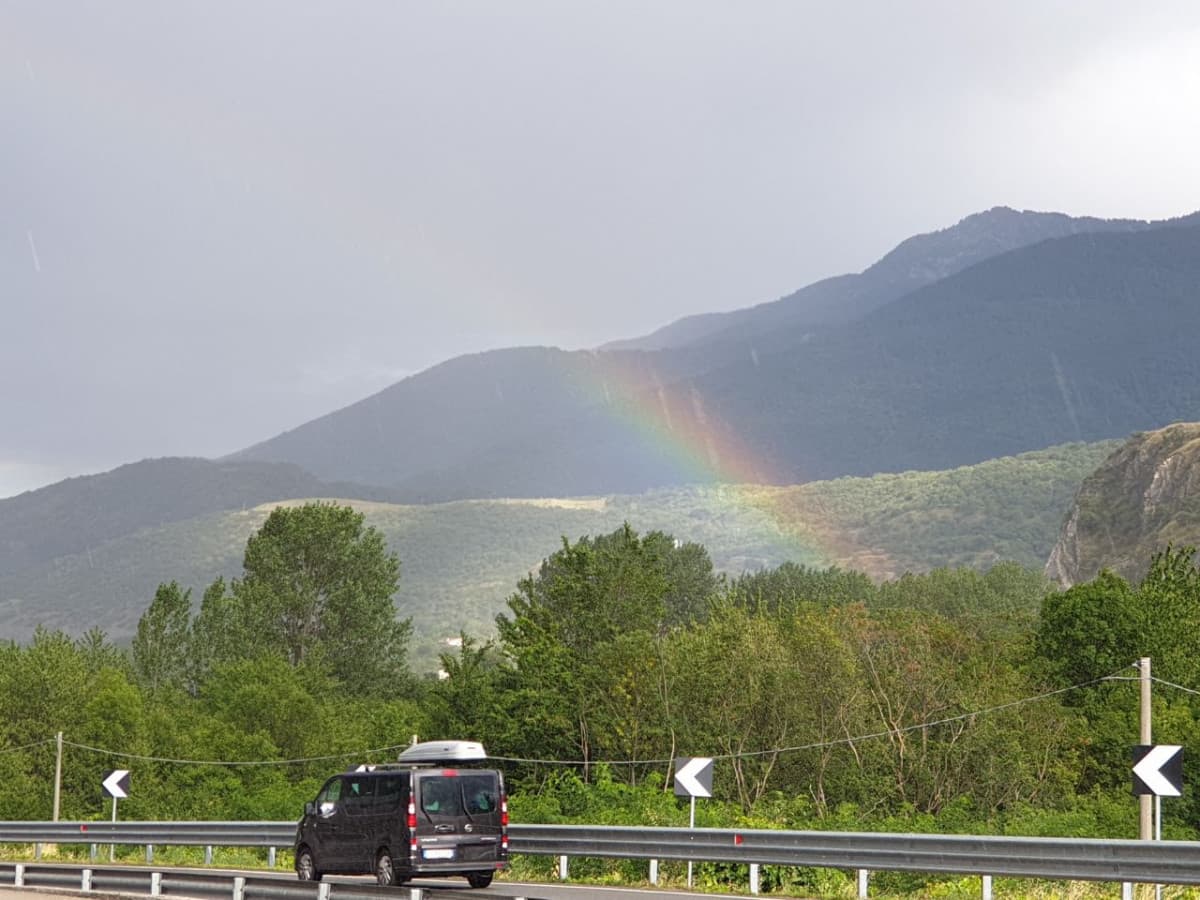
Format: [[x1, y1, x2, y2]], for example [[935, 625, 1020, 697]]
[[0, 440, 1116, 672]]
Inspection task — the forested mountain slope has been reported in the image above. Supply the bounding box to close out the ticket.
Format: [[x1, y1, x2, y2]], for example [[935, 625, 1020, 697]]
[[235, 219, 1200, 499], [0, 440, 1115, 670], [0, 457, 396, 573], [692, 221, 1200, 480]]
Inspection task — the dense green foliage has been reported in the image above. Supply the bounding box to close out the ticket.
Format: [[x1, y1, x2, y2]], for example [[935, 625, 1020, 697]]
[[0, 441, 1117, 672], [4, 508, 1199, 888]]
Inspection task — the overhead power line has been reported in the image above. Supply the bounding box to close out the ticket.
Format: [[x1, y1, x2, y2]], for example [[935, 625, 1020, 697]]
[[1150, 674, 1200, 697], [493, 672, 1125, 766], [58, 739, 413, 767], [0, 737, 55, 757], [21, 672, 1130, 770]]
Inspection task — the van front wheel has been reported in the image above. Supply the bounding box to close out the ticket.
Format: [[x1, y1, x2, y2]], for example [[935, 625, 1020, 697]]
[[467, 872, 493, 889], [376, 850, 398, 886], [295, 847, 322, 882]]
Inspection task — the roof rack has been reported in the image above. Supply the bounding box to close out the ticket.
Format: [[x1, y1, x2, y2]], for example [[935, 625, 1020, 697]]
[[398, 740, 488, 765]]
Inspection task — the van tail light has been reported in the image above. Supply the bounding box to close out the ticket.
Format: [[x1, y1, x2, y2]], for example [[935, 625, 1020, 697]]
[[408, 794, 417, 855], [500, 792, 509, 851]]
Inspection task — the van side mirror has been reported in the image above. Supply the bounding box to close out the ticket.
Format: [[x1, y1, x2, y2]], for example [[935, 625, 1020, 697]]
[[305, 801, 317, 816]]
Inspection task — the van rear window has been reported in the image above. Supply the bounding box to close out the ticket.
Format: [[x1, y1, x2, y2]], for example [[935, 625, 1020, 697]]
[[460, 774, 498, 815], [418, 772, 499, 817], [420, 775, 465, 816]]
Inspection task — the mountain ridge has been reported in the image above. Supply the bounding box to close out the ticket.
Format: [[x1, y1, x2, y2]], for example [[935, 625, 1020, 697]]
[[600, 206, 1186, 353], [230, 214, 1200, 499]]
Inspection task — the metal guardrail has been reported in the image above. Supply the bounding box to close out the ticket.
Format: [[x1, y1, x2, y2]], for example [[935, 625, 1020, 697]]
[[0, 822, 296, 847], [1, 821, 1199, 887], [0, 863, 490, 900]]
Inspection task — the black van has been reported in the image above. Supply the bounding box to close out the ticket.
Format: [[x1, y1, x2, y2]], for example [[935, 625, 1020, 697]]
[[294, 741, 508, 888]]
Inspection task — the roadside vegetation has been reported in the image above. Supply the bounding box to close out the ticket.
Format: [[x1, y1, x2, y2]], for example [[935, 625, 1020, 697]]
[[2, 500, 1197, 898]]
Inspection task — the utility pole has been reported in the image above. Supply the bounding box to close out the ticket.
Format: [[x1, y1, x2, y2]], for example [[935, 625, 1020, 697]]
[[1139, 657, 1152, 841], [52, 731, 63, 822]]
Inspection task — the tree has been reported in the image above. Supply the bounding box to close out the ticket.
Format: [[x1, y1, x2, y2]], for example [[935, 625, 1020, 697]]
[[495, 523, 708, 780], [666, 602, 804, 811], [428, 635, 505, 740], [132, 581, 193, 695], [729, 562, 875, 614], [1136, 544, 1200, 686], [192, 503, 412, 697], [1036, 570, 1140, 688]]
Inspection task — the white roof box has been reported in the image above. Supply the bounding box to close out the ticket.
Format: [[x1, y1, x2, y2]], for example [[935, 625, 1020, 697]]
[[398, 740, 488, 764]]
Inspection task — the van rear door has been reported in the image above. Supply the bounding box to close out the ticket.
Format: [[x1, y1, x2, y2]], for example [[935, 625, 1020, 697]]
[[413, 770, 504, 866]]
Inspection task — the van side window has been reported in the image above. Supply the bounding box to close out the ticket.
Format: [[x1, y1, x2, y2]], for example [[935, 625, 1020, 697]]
[[376, 774, 405, 809], [343, 776, 374, 814]]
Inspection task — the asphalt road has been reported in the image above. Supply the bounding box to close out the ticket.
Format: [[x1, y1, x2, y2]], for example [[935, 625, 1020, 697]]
[[0, 880, 761, 900]]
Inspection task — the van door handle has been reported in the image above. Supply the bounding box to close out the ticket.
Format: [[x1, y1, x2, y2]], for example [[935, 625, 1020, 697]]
[[434, 824, 454, 833]]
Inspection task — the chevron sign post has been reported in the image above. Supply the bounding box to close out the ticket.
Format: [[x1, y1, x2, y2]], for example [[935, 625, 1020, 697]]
[[102, 769, 131, 862], [673, 757, 714, 888]]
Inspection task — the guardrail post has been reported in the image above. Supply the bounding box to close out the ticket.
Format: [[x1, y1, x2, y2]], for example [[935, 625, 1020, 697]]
[[233, 875, 245, 900], [90, 843, 98, 860], [749, 863, 760, 895], [981, 874, 992, 900], [81, 869, 92, 892], [205, 846, 213, 865], [317, 883, 331, 900], [268, 846, 276, 868], [649, 859, 658, 885], [151, 872, 162, 896], [34, 842, 42, 860], [857, 868, 869, 898], [147, 843, 154, 863], [558, 855, 569, 881], [14, 864, 24, 887]]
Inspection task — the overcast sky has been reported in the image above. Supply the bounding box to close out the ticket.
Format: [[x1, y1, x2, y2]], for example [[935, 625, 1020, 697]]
[[4, 1, 1200, 498]]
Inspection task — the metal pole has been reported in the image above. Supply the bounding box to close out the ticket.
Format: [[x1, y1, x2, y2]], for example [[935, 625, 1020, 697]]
[[1140, 657, 1152, 841], [110, 796, 117, 861], [687, 795, 696, 888], [52, 732, 62, 821], [1155, 795, 1162, 900]]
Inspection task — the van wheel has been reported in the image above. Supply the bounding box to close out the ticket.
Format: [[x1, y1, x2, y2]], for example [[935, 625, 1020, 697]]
[[467, 872, 493, 889], [376, 849, 398, 886], [295, 847, 322, 882]]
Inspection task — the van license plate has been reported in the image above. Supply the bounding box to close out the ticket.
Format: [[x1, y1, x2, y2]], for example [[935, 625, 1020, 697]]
[[423, 849, 455, 860]]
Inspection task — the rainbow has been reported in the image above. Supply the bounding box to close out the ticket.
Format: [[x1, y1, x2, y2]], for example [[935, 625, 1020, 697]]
[[578, 350, 898, 576]]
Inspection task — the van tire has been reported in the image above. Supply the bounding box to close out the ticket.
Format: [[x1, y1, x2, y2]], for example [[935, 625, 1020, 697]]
[[295, 847, 322, 882], [376, 849, 398, 886], [467, 872, 494, 889]]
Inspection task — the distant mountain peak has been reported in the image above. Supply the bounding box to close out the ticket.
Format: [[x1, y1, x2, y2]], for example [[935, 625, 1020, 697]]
[[601, 205, 1178, 354]]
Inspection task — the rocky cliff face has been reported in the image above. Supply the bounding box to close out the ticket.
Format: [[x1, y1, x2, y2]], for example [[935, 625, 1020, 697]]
[[1046, 423, 1200, 587]]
